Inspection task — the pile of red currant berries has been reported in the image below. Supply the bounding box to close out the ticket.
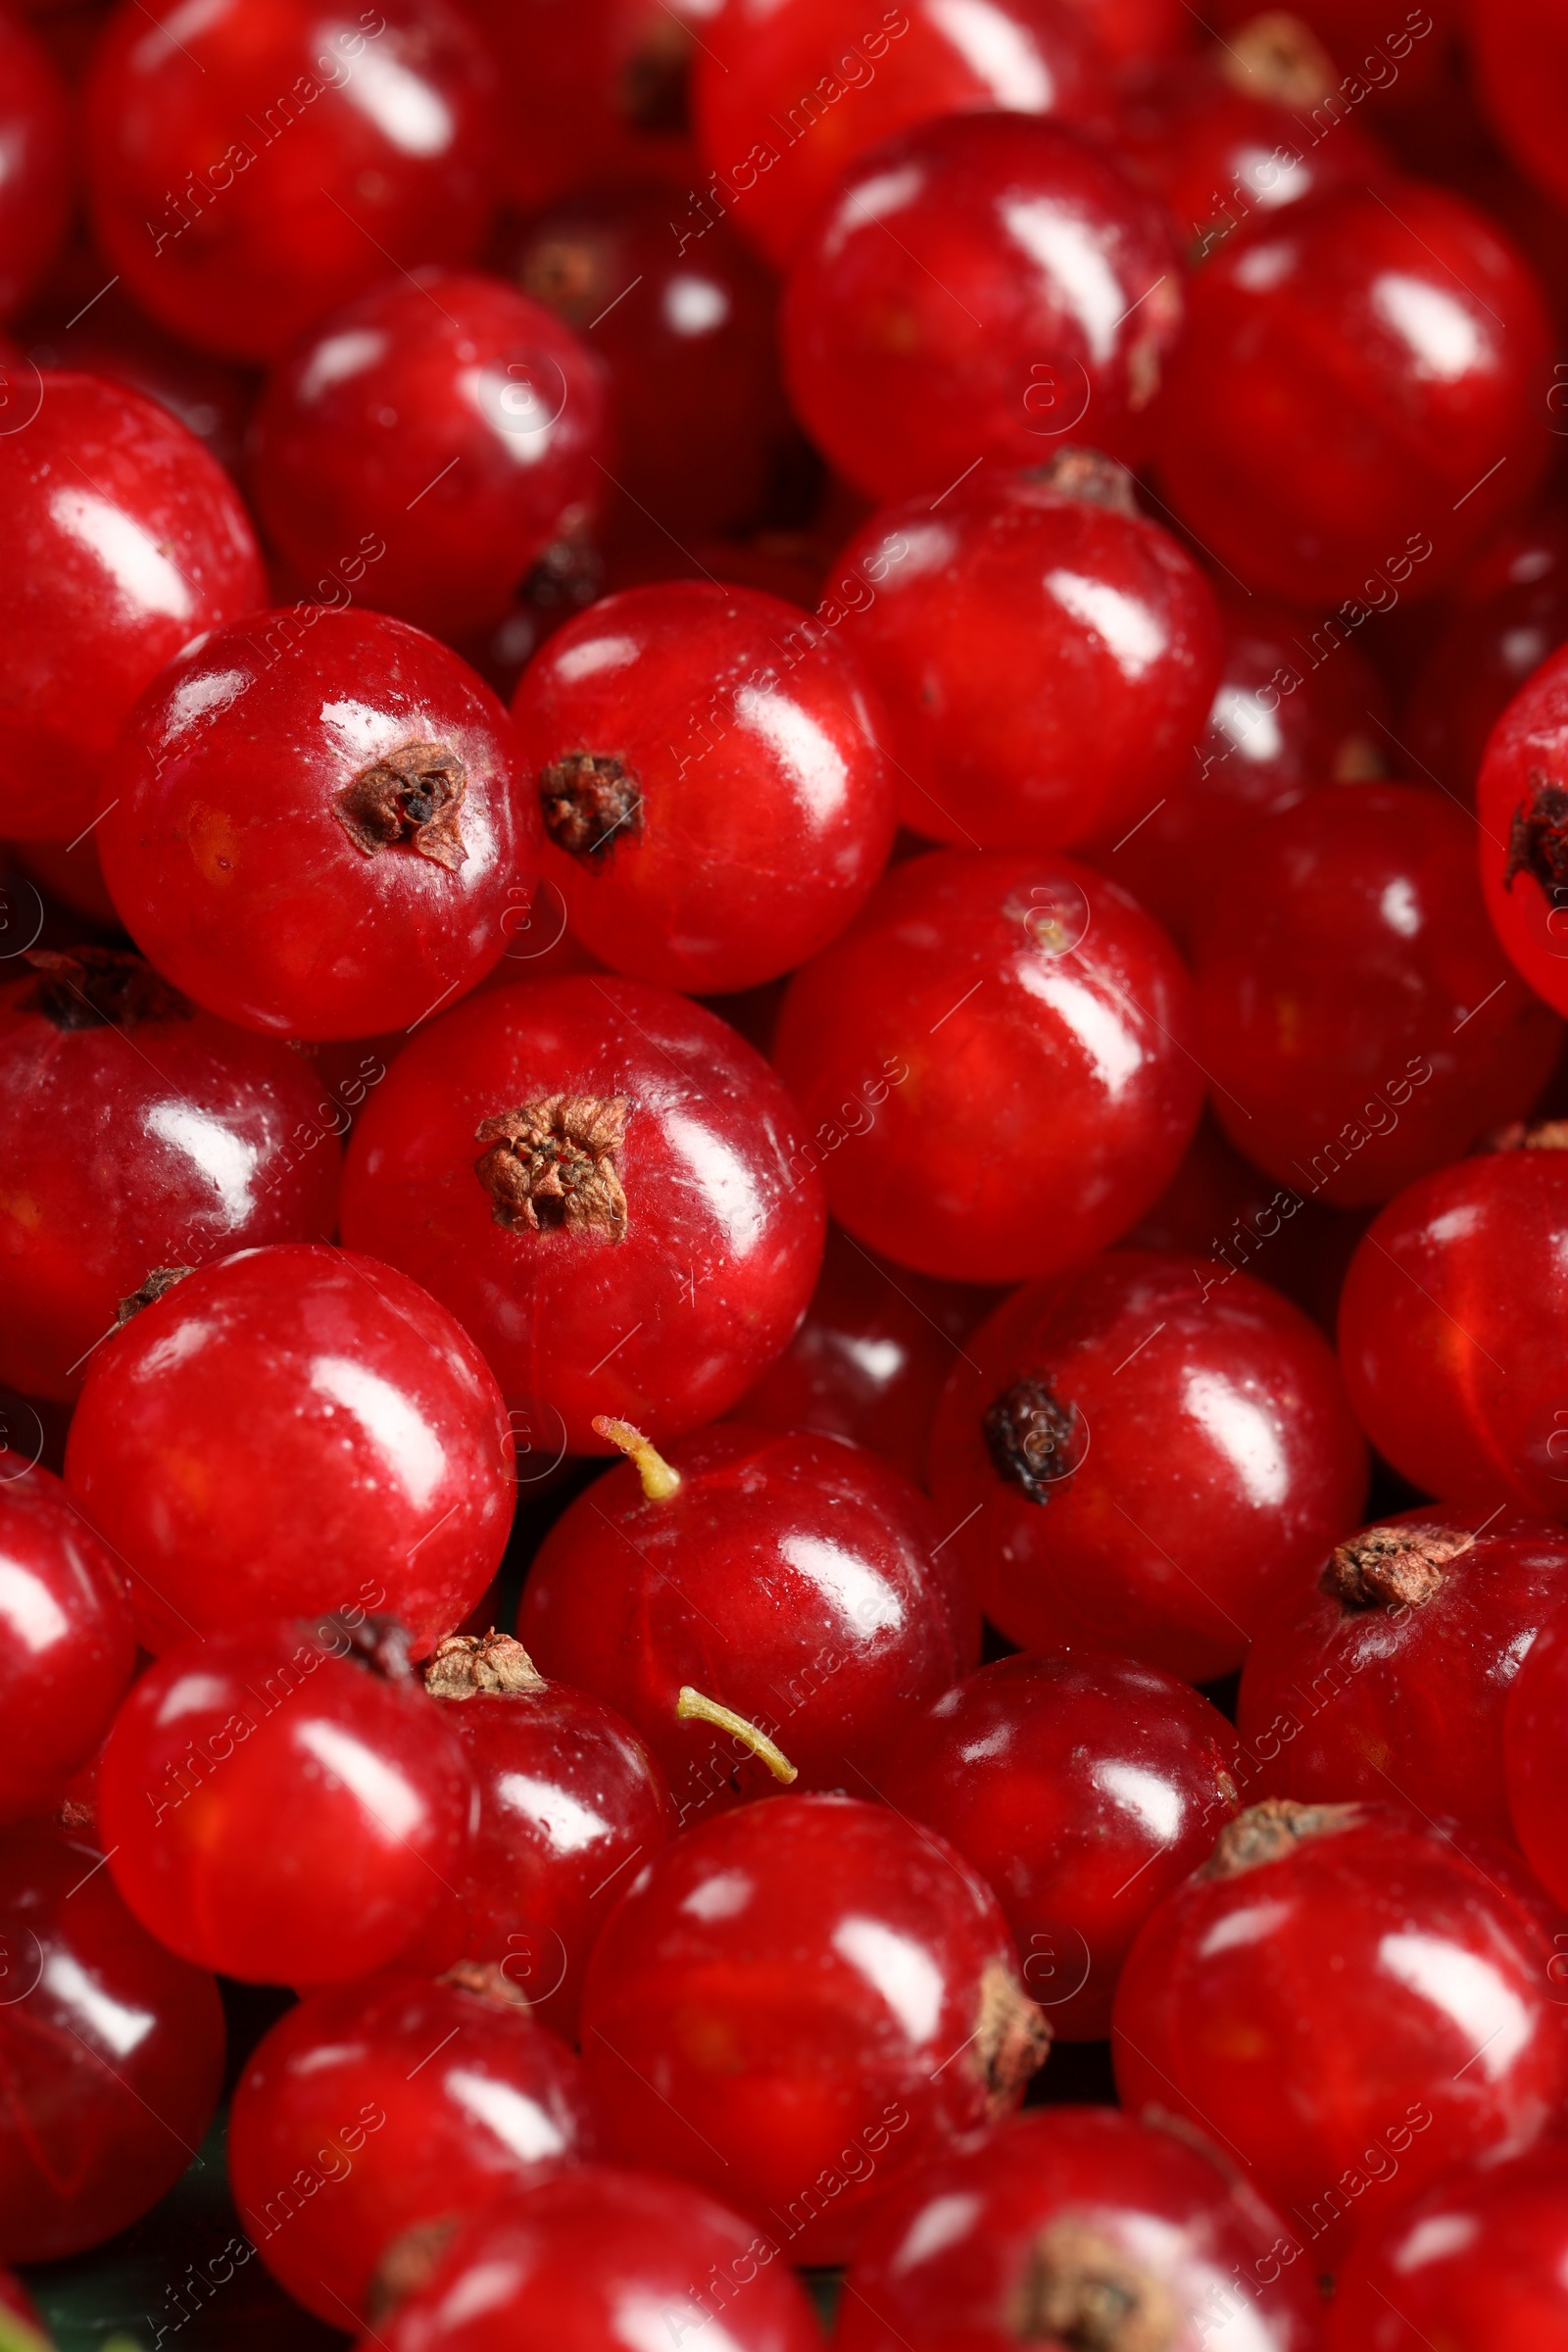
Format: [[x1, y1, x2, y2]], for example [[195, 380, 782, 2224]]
[[11, 0, 1568, 2346]]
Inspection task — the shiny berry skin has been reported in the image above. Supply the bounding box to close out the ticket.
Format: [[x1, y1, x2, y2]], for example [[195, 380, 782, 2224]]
[[248, 272, 608, 639], [880, 1654, 1243, 2039], [513, 582, 897, 993], [0, 372, 265, 844], [0, 948, 342, 1401], [693, 0, 1111, 270], [1472, 0, 1568, 211], [833, 456, 1222, 852], [783, 114, 1183, 501], [229, 1969, 607, 2326], [1337, 1148, 1568, 1520], [84, 0, 500, 363], [1327, 2142, 1568, 2352], [1476, 638, 1568, 1018], [0, 10, 70, 321], [929, 1250, 1368, 1681], [840, 2107, 1325, 2352], [1155, 182, 1554, 605], [99, 1615, 474, 1983], [1192, 785, 1561, 1209], [773, 849, 1203, 1282], [1113, 1801, 1568, 2267], [1407, 505, 1568, 799], [1504, 1602, 1568, 1909], [340, 975, 825, 1454], [0, 1823, 224, 2261], [400, 1632, 675, 2039], [65, 1245, 514, 1652], [356, 2165, 826, 2352], [98, 607, 534, 1041], [1240, 1512, 1568, 1847], [0, 1456, 133, 1828], [521, 1425, 979, 1821], [580, 1793, 1049, 2267]]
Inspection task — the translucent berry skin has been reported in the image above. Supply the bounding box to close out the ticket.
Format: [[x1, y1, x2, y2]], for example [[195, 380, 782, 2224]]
[[401, 1675, 675, 2039], [0, 11, 70, 321], [0, 373, 266, 844], [357, 2165, 826, 2352], [0, 1824, 224, 2262], [833, 464, 1223, 851], [229, 1972, 608, 2325], [99, 1617, 474, 1983], [65, 1245, 514, 1653], [248, 272, 608, 639], [1337, 1152, 1568, 1520], [1113, 1804, 1568, 2268], [0, 953, 342, 1401], [98, 608, 533, 1042], [1328, 2142, 1568, 2351], [773, 850, 1203, 1283], [0, 1457, 134, 1828], [840, 2107, 1325, 2352], [520, 1425, 980, 1821], [340, 976, 826, 1454], [84, 0, 500, 363], [1473, 0, 1568, 211], [693, 0, 1112, 270], [880, 1655, 1243, 2039], [513, 582, 897, 993], [1155, 183, 1554, 605], [1407, 506, 1568, 799], [928, 1250, 1368, 1681], [1240, 1510, 1568, 1846], [581, 1793, 1046, 2267], [1477, 639, 1568, 1018], [1504, 1603, 1568, 1909], [1192, 785, 1561, 1209], [782, 114, 1183, 502]]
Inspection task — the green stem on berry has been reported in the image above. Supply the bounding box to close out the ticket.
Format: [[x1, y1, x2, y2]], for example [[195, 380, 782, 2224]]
[[593, 1415, 681, 1498], [676, 1685, 797, 1783]]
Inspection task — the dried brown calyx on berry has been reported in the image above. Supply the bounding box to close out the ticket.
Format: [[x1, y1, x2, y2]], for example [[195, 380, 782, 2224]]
[[334, 741, 467, 870], [1027, 445, 1139, 516], [1324, 1524, 1472, 1611], [440, 1959, 531, 2011], [22, 948, 191, 1031], [1486, 1118, 1568, 1152], [423, 1631, 546, 1698], [117, 1266, 195, 1324], [1010, 2220, 1178, 2351], [1503, 769, 1568, 897], [985, 1377, 1085, 1503], [975, 1961, 1051, 2114], [1221, 11, 1339, 107], [539, 752, 644, 860], [1203, 1797, 1362, 1879], [368, 2214, 463, 2325], [474, 1095, 631, 1238], [618, 15, 692, 133]]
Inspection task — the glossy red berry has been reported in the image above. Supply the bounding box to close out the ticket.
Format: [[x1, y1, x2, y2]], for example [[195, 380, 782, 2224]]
[[513, 581, 897, 992], [84, 0, 501, 363], [1476, 638, 1568, 1017], [0, 1823, 224, 2261], [879, 1654, 1244, 2038], [783, 114, 1183, 501], [581, 1793, 1048, 2267], [1155, 182, 1554, 604], [0, 1455, 133, 1828], [1191, 784, 1561, 1209], [1504, 1601, 1568, 1909], [1240, 1512, 1568, 1847], [1472, 0, 1568, 211], [248, 272, 608, 639], [1408, 505, 1568, 799], [0, 948, 342, 1401], [928, 1249, 1368, 1681], [1113, 1800, 1568, 2267], [229, 1968, 607, 2326], [772, 849, 1203, 1282], [840, 2107, 1324, 2352], [1328, 2142, 1568, 2351], [832, 455, 1222, 852], [65, 1245, 514, 1652], [340, 975, 825, 1454], [0, 10, 70, 321], [464, 0, 700, 210], [99, 1615, 474, 1983], [98, 607, 535, 1041], [0, 371, 265, 844]]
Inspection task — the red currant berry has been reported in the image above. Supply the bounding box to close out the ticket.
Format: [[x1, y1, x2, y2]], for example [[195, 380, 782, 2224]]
[[1155, 182, 1553, 604], [1328, 2142, 1568, 2351], [0, 10, 69, 321], [1407, 505, 1568, 798], [1477, 638, 1568, 1016], [66, 1245, 514, 1652], [832, 454, 1222, 852], [1191, 784, 1561, 1208], [580, 1793, 1049, 2266], [465, 0, 700, 210], [0, 1455, 133, 1828], [1113, 1800, 1568, 2266], [229, 1966, 607, 2326], [0, 372, 265, 843], [772, 850, 1203, 1282], [340, 976, 826, 1453], [513, 582, 896, 993], [1504, 1600, 1568, 1909], [0, 1822, 224, 2261], [99, 1614, 474, 1983], [929, 1249, 1368, 1681], [782, 114, 1183, 501], [398, 1631, 675, 2039], [1472, 0, 1568, 211], [840, 2107, 1324, 2352], [84, 0, 501, 363], [97, 608, 535, 1041], [1061, 0, 1183, 64], [1204, 0, 1458, 108]]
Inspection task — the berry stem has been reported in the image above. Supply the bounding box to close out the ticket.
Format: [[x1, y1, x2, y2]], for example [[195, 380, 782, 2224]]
[[593, 1415, 682, 1498], [676, 1685, 797, 1783]]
